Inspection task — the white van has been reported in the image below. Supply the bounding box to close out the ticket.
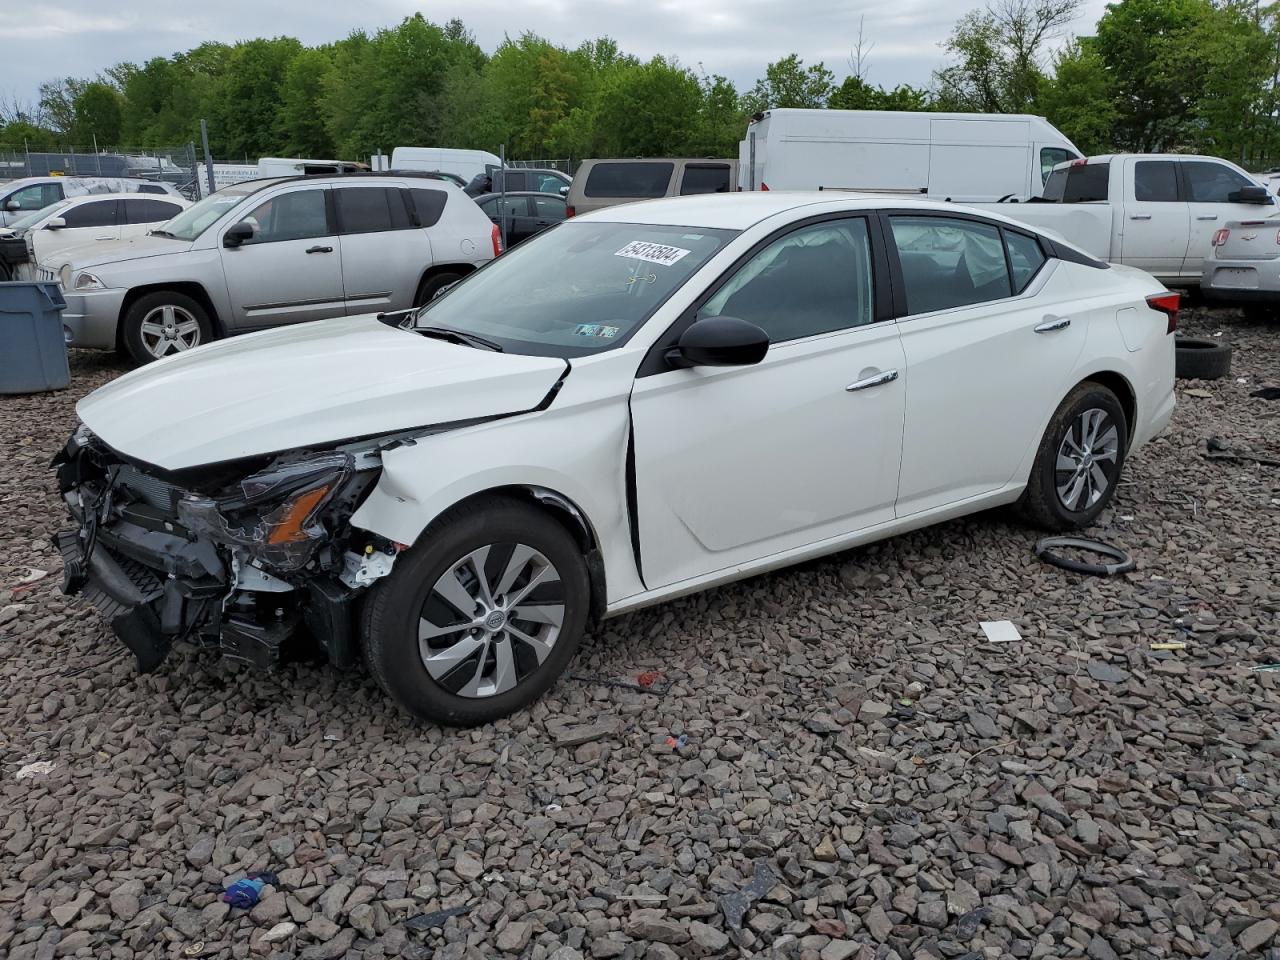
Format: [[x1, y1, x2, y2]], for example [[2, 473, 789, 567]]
[[390, 148, 503, 184], [739, 109, 1081, 202]]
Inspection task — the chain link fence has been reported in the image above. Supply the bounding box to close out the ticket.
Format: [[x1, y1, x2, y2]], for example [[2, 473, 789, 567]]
[[0, 145, 204, 199]]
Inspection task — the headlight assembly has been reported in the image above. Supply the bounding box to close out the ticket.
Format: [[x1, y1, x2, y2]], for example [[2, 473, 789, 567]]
[[73, 271, 106, 291], [177, 452, 356, 571]]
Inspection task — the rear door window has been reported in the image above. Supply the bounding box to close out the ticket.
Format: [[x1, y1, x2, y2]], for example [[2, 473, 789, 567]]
[[335, 187, 406, 234], [62, 199, 119, 228], [123, 198, 184, 224], [1042, 163, 1109, 202], [583, 162, 674, 198], [1134, 161, 1179, 202], [890, 216, 1012, 314], [1181, 161, 1253, 202], [679, 164, 732, 195], [533, 195, 566, 219]]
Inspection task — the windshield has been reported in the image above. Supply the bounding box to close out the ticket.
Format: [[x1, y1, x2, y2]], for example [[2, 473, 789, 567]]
[[159, 185, 258, 240], [413, 221, 738, 356], [9, 200, 70, 232]]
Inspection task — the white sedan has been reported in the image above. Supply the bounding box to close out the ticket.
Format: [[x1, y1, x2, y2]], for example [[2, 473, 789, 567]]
[[55, 193, 1176, 725]]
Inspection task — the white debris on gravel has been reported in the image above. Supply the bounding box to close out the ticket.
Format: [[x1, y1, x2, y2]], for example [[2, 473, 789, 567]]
[[0, 309, 1277, 959]]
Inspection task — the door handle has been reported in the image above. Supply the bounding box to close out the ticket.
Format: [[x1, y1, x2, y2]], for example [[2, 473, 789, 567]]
[[845, 369, 899, 392], [1129, 214, 1152, 221], [1196, 214, 1218, 221], [1035, 315, 1071, 333], [305, 245, 333, 254]]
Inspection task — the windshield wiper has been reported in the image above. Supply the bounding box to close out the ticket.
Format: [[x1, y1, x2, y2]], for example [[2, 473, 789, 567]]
[[415, 325, 504, 352]]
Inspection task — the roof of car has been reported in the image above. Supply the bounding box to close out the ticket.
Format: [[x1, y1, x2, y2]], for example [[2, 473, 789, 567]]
[[578, 191, 961, 230], [475, 191, 566, 199], [60, 192, 188, 203]]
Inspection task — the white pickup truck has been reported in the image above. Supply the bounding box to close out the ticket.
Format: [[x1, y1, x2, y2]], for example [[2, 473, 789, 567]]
[[975, 154, 1276, 285]]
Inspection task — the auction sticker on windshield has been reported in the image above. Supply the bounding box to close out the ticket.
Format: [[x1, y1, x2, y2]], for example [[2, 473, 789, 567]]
[[615, 240, 691, 267]]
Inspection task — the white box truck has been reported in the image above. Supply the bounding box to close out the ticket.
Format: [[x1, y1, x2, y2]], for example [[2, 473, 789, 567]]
[[389, 148, 503, 184], [739, 109, 1082, 202]]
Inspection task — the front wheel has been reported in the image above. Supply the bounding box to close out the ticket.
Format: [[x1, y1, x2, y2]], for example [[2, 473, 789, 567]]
[[361, 496, 589, 726], [122, 291, 212, 365], [1017, 383, 1128, 531]]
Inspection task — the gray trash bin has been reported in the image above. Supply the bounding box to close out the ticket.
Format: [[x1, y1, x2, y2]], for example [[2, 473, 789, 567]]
[[0, 281, 70, 394]]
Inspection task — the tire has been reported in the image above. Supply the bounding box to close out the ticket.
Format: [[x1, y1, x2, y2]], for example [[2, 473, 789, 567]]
[[361, 496, 589, 726], [122, 291, 213, 365], [1017, 382, 1128, 532], [414, 271, 464, 308], [1174, 336, 1232, 380]]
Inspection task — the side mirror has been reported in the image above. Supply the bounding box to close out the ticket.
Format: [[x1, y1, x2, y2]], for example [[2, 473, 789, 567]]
[[4, 199, 20, 211], [1229, 185, 1273, 204], [45, 217, 67, 230], [223, 221, 255, 247], [667, 316, 769, 368], [559, 185, 570, 197]]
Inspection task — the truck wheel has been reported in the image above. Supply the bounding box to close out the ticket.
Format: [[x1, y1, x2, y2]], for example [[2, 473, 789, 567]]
[[122, 291, 212, 365], [414, 271, 464, 307], [1017, 382, 1128, 532], [1174, 336, 1231, 380], [361, 496, 589, 726]]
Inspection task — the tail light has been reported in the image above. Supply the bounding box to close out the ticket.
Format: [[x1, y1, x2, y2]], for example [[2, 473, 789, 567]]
[[760, 182, 770, 191], [1147, 291, 1180, 334], [490, 224, 503, 257], [565, 205, 575, 218], [1212, 228, 1230, 247]]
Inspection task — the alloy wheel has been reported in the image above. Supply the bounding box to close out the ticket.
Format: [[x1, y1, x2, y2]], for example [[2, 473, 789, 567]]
[[139, 304, 202, 358], [418, 543, 565, 698], [1055, 407, 1120, 511]]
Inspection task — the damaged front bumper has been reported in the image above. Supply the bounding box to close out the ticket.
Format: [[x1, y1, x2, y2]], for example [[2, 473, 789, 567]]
[[53, 427, 398, 673]]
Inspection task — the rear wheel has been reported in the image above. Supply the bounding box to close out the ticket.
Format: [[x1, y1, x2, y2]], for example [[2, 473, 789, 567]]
[[1017, 383, 1128, 531], [361, 497, 589, 726], [122, 291, 212, 365]]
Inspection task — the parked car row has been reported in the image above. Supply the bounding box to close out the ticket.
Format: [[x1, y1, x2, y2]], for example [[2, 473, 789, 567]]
[[0, 176, 182, 226]]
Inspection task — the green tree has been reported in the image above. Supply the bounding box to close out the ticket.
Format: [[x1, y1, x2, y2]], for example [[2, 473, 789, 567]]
[[208, 38, 303, 159], [591, 57, 703, 156], [278, 47, 336, 156], [746, 54, 836, 110], [935, 0, 1082, 112], [1038, 38, 1117, 154], [830, 76, 932, 110], [71, 82, 125, 145]]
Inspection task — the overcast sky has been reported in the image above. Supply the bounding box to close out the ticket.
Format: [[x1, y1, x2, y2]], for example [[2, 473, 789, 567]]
[[0, 0, 1112, 113]]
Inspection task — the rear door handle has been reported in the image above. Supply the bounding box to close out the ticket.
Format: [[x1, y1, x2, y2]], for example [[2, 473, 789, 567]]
[[1196, 214, 1218, 221], [305, 245, 333, 254], [846, 369, 899, 392], [1129, 214, 1152, 221], [1035, 316, 1071, 333]]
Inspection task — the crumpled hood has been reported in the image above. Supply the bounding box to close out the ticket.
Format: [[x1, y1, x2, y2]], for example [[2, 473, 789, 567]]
[[47, 233, 194, 270], [77, 315, 568, 470]]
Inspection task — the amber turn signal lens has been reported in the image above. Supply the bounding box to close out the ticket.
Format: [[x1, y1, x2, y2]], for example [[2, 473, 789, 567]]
[[266, 486, 330, 544]]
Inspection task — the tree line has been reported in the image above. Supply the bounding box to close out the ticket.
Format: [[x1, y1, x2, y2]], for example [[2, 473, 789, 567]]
[[2, 0, 1279, 169]]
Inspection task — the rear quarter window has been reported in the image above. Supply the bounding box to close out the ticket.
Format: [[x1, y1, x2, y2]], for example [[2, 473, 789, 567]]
[[583, 162, 675, 198], [1043, 163, 1109, 202], [410, 188, 447, 227]]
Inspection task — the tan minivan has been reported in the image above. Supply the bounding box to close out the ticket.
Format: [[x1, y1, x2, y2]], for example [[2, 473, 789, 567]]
[[565, 158, 739, 216]]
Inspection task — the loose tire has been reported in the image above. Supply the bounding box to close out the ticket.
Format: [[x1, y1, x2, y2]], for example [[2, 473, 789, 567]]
[[361, 496, 589, 726], [122, 291, 212, 365], [1174, 336, 1232, 380], [414, 271, 464, 308], [1017, 382, 1128, 532]]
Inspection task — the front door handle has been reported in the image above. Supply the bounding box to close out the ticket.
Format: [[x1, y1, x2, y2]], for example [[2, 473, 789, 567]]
[[1196, 214, 1218, 221], [1129, 214, 1152, 221], [305, 245, 333, 254], [846, 369, 899, 392], [1035, 315, 1071, 333]]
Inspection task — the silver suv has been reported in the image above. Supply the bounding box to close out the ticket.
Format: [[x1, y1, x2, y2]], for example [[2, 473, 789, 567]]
[[43, 174, 499, 364]]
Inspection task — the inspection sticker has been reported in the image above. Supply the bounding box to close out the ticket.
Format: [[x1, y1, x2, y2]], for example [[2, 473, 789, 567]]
[[575, 323, 619, 338], [615, 240, 691, 266]]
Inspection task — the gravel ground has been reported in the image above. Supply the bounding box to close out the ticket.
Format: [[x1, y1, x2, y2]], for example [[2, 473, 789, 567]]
[[1, 307, 1278, 960]]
